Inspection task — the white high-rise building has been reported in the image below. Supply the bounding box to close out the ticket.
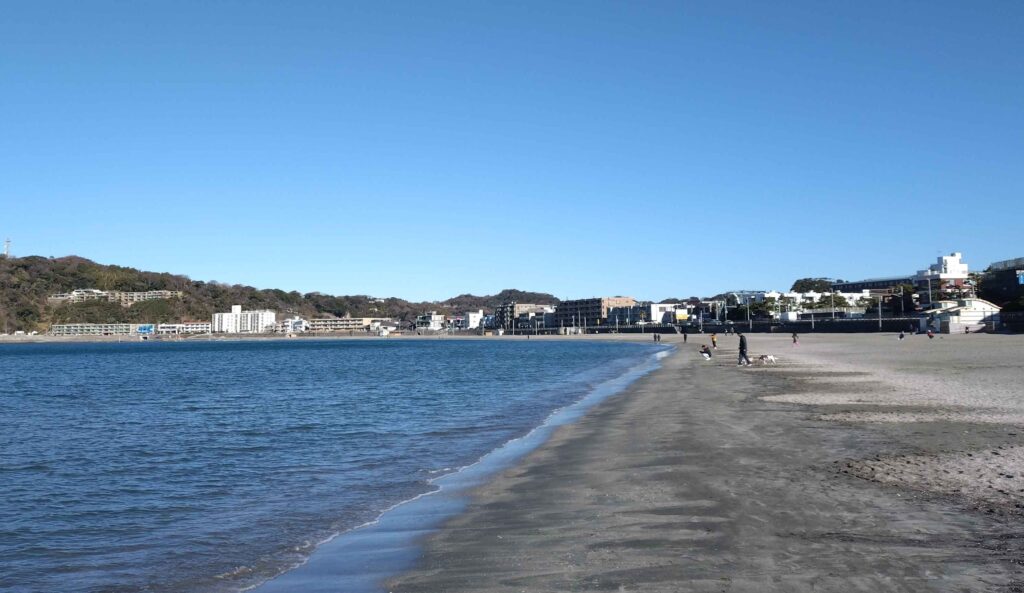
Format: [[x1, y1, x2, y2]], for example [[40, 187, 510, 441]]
[[463, 310, 484, 329], [916, 252, 969, 284], [212, 305, 276, 334]]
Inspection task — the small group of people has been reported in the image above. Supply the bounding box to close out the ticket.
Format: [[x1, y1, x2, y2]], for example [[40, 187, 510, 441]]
[[698, 332, 752, 366], [651, 333, 663, 342]]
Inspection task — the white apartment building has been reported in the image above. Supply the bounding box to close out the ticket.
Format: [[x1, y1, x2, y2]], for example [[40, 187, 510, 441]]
[[760, 290, 874, 306], [110, 290, 184, 307], [308, 317, 390, 332], [276, 316, 310, 333], [48, 289, 184, 307], [212, 305, 276, 334], [50, 323, 137, 336], [916, 252, 969, 285], [415, 312, 446, 332], [48, 289, 109, 304], [157, 322, 212, 335], [462, 310, 484, 330]]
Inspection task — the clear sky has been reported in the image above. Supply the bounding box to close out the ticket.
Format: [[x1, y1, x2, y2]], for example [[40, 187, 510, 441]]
[[3, 1, 1022, 301]]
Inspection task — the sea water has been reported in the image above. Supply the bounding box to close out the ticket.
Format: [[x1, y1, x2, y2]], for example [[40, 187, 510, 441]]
[[0, 339, 663, 593]]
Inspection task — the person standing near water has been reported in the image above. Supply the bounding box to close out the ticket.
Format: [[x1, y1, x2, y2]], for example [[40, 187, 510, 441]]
[[737, 332, 751, 366], [683, 327, 688, 343]]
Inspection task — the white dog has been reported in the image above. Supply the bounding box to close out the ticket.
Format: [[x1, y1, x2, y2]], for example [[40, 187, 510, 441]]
[[758, 354, 777, 365]]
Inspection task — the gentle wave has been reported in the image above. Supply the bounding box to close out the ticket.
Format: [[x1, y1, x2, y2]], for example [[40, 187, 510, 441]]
[[0, 339, 665, 593]]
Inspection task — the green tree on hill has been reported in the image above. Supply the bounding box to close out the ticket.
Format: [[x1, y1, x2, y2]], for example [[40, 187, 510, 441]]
[[790, 278, 834, 292]]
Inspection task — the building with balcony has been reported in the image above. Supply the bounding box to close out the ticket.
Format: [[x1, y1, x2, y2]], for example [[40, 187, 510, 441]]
[[462, 310, 485, 330], [50, 323, 137, 336], [494, 303, 553, 330], [212, 305, 276, 334], [156, 322, 212, 335], [555, 297, 636, 328], [308, 317, 391, 332], [109, 290, 184, 307], [48, 289, 109, 304], [48, 289, 184, 307], [415, 312, 446, 332], [276, 317, 310, 333]]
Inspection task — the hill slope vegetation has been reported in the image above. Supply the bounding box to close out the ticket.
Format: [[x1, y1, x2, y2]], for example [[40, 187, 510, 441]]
[[0, 256, 558, 332]]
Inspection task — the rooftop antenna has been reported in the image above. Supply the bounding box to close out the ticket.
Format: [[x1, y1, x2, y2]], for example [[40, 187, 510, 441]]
[[2, 238, 9, 258]]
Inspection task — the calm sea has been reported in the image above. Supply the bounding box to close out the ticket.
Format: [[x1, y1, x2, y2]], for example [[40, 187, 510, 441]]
[[0, 339, 664, 593]]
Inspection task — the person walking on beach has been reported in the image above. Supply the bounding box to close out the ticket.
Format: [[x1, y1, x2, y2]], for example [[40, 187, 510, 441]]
[[792, 332, 799, 346], [711, 333, 718, 349], [737, 332, 751, 366], [683, 327, 688, 343]]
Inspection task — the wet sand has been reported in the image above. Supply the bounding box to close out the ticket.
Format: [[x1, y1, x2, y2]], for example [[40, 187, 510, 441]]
[[389, 333, 1024, 592]]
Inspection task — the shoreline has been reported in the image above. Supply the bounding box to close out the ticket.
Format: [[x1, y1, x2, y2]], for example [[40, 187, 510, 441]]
[[388, 333, 1024, 592], [250, 342, 672, 593], [0, 331, 675, 345]]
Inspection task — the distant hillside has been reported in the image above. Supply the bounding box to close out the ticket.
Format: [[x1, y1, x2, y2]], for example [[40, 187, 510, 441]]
[[0, 255, 556, 333], [440, 289, 560, 312]]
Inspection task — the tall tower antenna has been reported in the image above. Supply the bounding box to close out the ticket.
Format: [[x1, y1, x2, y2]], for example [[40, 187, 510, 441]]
[[2, 238, 9, 258]]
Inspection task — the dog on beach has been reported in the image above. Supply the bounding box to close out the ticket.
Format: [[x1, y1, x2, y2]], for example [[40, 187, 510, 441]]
[[757, 354, 777, 365]]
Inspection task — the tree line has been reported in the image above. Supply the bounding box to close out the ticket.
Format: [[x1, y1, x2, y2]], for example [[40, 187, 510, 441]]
[[0, 255, 558, 333]]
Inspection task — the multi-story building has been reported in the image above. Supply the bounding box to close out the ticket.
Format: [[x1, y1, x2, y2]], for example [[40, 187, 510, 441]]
[[276, 317, 310, 333], [462, 310, 484, 330], [514, 306, 556, 329], [50, 323, 137, 336], [48, 289, 109, 304], [833, 252, 972, 303], [981, 257, 1024, 308], [156, 322, 212, 335], [916, 252, 969, 286], [915, 252, 972, 302], [212, 305, 276, 334], [831, 277, 915, 293], [494, 303, 555, 330], [308, 317, 391, 332], [49, 289, 184, 307], [555, 297, 636, 328], [109, 290, 184, 307], [607, 302, 689, 325], [414, 312, 446, 332]]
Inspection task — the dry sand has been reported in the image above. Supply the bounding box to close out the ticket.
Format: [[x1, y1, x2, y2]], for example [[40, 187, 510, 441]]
[[388, 332, 1024, 592]]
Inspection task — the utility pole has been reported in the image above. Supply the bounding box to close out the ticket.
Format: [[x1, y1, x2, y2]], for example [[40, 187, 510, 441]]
[[878, 295, 883, 331]]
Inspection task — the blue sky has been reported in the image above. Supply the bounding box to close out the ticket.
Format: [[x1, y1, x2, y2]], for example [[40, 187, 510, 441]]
[[3, 1, 1022, 301]]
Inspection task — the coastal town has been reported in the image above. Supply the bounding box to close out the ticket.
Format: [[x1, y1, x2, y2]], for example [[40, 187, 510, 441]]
[[0, 251, 1012, 340], [7, 5, 1024, 593]]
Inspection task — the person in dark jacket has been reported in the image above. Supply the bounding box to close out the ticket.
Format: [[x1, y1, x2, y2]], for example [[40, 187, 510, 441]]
[[737, 332, 751, 366]]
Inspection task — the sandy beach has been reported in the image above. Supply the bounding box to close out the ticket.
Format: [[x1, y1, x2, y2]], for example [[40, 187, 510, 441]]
[[389, 332, 1024, 592]]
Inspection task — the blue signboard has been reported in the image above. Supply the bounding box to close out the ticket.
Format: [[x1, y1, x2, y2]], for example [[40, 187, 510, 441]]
[[137, 324, 155, 335], [1017, 271, 1024, 285]]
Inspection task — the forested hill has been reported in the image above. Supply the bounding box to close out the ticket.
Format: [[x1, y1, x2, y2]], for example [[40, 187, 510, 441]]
[[0, 255, 558, 333]]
